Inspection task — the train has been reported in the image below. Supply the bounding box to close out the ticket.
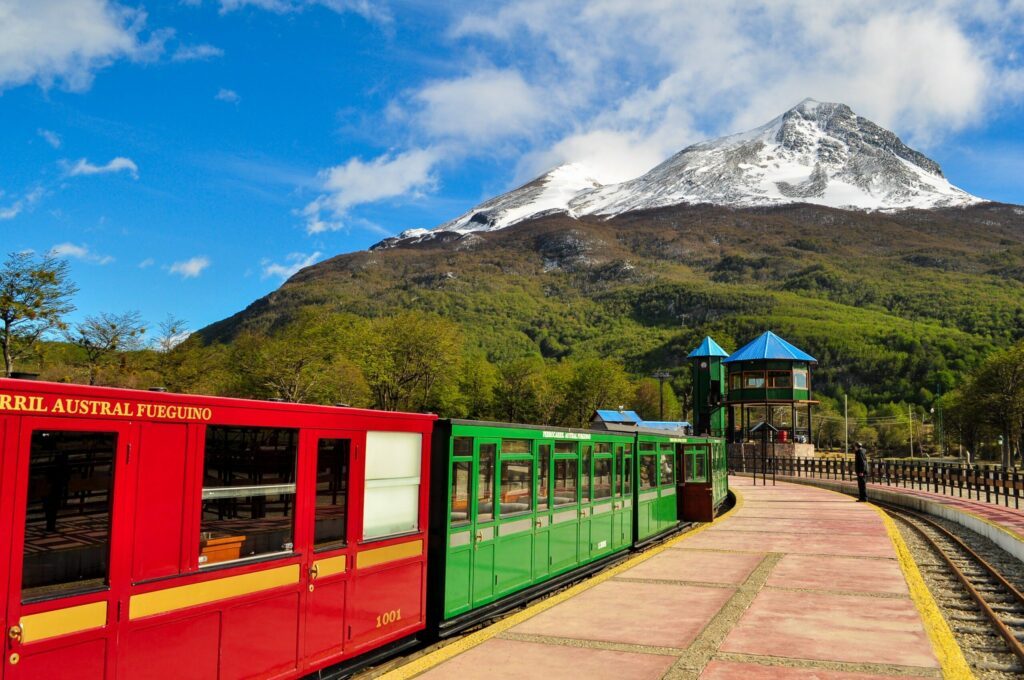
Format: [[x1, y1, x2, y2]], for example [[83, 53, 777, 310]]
[[0, 378, 727, 680]]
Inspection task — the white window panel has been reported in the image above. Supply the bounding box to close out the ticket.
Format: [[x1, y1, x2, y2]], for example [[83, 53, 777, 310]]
[[362, 431, 423, 540]]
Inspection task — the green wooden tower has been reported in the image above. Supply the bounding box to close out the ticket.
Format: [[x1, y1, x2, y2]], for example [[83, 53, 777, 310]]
[[688, 336, 729, 437], [723, 331, 817, 443]]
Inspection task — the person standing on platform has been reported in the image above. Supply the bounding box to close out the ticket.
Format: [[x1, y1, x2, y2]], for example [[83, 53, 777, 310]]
[[854, 442, 868, 502]]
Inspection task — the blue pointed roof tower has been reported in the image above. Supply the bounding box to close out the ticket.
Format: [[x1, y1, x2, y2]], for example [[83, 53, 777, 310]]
[[723, 331, 816, 364], [688, 336, 730, 359]]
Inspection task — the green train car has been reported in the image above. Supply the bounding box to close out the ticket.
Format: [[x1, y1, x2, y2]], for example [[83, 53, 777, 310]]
[[427, 419, 728, 635]]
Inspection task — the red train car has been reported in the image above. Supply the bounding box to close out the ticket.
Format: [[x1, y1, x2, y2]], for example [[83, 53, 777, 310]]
[[0, 378, 435, 679]]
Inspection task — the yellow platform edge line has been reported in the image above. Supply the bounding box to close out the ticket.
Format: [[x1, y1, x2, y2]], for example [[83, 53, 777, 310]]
[[381, 486, 745, 679], [873, 504, 974, 680]]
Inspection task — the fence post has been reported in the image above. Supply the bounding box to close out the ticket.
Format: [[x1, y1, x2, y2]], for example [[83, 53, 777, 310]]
[[984, 466, 991, 504], [1015, 469, 1019, 510]]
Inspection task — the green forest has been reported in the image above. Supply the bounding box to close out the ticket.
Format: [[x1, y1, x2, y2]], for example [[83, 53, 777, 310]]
[[3, 201, 1024, 461]]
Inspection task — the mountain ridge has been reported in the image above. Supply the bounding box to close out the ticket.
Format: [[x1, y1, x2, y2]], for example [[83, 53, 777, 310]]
[[381, 99, 984, 249]]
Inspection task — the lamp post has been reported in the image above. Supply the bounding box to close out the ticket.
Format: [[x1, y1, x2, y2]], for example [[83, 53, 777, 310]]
[[652, 370, 671, 420]]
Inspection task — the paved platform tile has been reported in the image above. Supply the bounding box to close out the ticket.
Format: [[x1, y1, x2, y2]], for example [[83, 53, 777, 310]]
[[623, 548, 764, 585], [700, 660, 933, 679], [417, 638, 676, 680], [682, 529, 895, 559], [511, 579, 734, 649], [720, 589, 938, 668], [766, 555, 907, 595], [721, 518, 885, 536]]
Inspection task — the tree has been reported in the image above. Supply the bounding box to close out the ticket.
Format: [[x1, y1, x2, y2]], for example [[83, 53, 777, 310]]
[[227, 312, 370, 406], [554, 357, 634, 428], [355, 312, 462, 412], [68, 311, 146, 385], [967, 342, 1024, 466], [494, 357, 550, 424], [456, 353, 498, 419], [633, 378, 682, 421], [0, 251, 77, 376]]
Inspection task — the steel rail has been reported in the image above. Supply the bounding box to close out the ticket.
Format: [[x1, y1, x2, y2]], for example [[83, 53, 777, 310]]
[[878, 502, 1024, 666]]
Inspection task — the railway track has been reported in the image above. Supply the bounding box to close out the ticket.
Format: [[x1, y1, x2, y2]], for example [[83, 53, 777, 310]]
[[879, 502, 1024, 678]]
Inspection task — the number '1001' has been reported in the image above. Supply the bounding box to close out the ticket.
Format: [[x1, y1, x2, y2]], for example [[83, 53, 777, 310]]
[[375, 609, 401, 628]]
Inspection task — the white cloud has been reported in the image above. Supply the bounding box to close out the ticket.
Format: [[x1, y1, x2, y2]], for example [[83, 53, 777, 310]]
[[261, 251, 322, 279], [172, 43, 224, 62], [215, 88, 240, 104], [0, 0, 169, 93], [302, 148, 439, 233], [216, 0, 390, 23], [138, 257, 155, 268], [37, 128, 61, 148], [65, 156, 139, 179], [0, 187, 44, 220], [397, 1, 1024, 186], [411, 69, 549, 143], [169, 256, 210, 278], [48, 242, 114, 265]]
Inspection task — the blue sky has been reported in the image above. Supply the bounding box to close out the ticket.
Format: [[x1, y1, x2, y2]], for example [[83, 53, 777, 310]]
[[2, 0, 1023, 335]]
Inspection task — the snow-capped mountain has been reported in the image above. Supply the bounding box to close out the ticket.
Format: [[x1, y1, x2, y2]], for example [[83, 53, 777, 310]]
[[396, 163, 602, 241], [571, 99, 981, 215], [387, 99, 983, 245]]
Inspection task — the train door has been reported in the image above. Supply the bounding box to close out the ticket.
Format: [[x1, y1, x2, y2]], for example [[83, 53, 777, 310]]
[[577, 444, 593, 562], [299, 429, 358, 670], [532, 443, 552, 581], [5, 417, 130, 680], [492, 441, 533, 596], [471, 439, 498, 607], [680, 444, 713, 522]]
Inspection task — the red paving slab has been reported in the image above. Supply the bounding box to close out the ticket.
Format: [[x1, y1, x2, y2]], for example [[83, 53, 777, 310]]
[[700, 660, 932, 679], [720, 589, 938, 668], [624, 548, 764, 584], [766, 554, 908, 595], [511, 579, 734, 648], [416, 638, 676, 680], [721, 517, 885, 536], [681, 528, 896, 558]]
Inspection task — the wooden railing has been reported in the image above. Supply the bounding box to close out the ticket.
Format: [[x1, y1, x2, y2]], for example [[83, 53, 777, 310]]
[[727, 455, 1023, 510]]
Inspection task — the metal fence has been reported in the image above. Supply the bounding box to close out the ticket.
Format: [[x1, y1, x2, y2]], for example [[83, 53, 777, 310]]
[[728, 455, 1024, 510]]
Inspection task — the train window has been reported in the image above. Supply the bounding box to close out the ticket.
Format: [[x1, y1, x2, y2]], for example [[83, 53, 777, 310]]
[[638, 441, 655, 452], [200, 427, 298, 566], [22, 431, 116, 600], [552, 459, 578, 506], [685, 450, 708, 482], [794, 370, 809, 389], [477, 443, 496, 522], [363, 431, 422, 540], [593, 458, 612, 499], [743, 372, 766, 389], [660, 442, 673, 451], [537, 444, 551, 511], [639, 455, 657, 490], [615, 447, 623, 497], [502, 439, 531, 454], [659, 454, 674, 486], [594, 442, 611, 454], [453, 437, 473, 457], [767, 371, 791, 388], [450, 461, 471, 527], [623, 456, 633, 495], [499, 459, 533, 516], [554, 442, 577, 454], [314, 439, 349, 550], [581, 446, 592, 502]]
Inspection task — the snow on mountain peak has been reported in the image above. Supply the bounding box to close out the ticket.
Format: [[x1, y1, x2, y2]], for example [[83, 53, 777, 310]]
[[388, 100, 983, 245]]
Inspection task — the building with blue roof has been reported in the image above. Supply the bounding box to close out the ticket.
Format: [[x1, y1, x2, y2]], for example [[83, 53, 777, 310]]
[[689, 336, 729, 437], [723, 331, 817, 445], [590, 410, 692, 434]]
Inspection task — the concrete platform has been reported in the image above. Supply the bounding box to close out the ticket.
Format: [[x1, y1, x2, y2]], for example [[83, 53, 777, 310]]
[[775, 475, 1024, 562], [386, 476, 957, 679]]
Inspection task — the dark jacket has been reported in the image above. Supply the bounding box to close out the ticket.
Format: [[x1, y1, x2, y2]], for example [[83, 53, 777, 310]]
[[854, 447, 868, 474]]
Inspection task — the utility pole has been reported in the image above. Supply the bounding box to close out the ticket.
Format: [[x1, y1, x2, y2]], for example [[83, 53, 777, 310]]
[[908, 404, 914, 458], [652, 370, 671, 421], [844, 394, 848, 456]]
